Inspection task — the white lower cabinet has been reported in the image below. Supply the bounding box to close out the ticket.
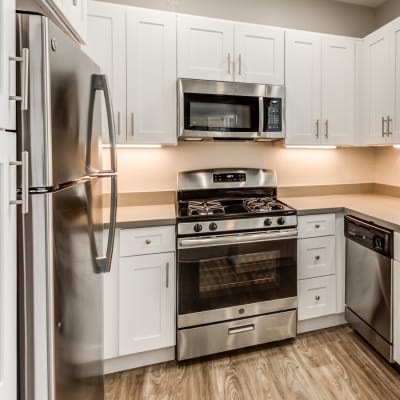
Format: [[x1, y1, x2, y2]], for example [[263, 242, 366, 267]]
[[103, 225, 176, 370], [393, 233, 400, 364], [297, 213, 338, 322], [119, 252, 175, 356]]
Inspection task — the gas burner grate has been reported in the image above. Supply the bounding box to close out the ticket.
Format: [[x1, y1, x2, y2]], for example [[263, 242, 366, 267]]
[[188, 200, 225, 216], [243, 198, 284, 213]]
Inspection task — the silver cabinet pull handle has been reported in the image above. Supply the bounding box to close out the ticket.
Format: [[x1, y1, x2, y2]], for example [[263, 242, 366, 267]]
[[382, 116, 386, 137], [9, 48, 29, 110], [388, 116, 393, 136], [166, 262, 169, 288], [315, 120, 319, 139], [228, 53, 231, 75], [325, 120, 328, 139], [239, 53, 242, 75], [228, 324, 255, 335], [73, 0, 78, 5], [9, 151, 29, 214], [131, 112, 134, 137]]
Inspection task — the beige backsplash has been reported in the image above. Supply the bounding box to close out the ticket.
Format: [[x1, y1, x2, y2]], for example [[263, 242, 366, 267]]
[[103, 142, 376, 194]]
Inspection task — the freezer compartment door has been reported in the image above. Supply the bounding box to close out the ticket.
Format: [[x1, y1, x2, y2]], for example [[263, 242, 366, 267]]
[[17, 13, 102, 188], [19, 179, 105, 400]]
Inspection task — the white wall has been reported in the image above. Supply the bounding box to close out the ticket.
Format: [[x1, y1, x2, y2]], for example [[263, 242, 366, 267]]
[[104, 144, 376, 193], [100, 0, 376, 37]]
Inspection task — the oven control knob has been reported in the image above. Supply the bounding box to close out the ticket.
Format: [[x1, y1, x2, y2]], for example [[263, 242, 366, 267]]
[[193, 223, 203, 233], [209, 222, 218, 231], [277, 217, 286, 226], [264, 218, 273, 227]]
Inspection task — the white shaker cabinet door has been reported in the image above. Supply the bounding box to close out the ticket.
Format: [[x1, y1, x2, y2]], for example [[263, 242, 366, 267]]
[[126, 8, 177, 145], [285, 30, 322, 145], [364, 25, 391, 144], [234, 23, 284, 85], [86, 1, 126, 144], [61, 0, 87, 44], [177, 15, 234, 81], [0, 131, 17, 400], [119, 252, 176, 356], [321, 36, 355, 146], [0, 0, 15, 131], [389, 19, 400, 143]]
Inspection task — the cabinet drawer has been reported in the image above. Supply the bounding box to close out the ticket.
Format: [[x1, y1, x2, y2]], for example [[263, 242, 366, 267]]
[[298, 236, 335, 279], [120, 226, 175, 257], [298, 275, 336, 320], [298, 214, 335, 238]]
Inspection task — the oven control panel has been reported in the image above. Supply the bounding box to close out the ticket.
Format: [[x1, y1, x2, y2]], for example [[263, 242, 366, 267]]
[[213, 173, 246, 183]]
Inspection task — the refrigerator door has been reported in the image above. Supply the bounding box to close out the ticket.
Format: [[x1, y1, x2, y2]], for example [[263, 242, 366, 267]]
[[19, 178, 105, 400], [17, 13, 102, 189]]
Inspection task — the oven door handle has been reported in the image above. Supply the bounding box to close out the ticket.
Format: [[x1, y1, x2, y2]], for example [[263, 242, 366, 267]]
[[178, 229, 298, 249]]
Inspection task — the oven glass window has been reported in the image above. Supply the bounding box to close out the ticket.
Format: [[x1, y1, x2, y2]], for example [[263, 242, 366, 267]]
[[184, 93, 259, 132], [178, 239, 297, 316]]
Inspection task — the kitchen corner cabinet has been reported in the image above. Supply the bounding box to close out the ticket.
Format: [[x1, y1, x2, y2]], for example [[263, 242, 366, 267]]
[[0, 131, 17, 400], [285, 31, 355, 146], [177, 15, 284, 85], [0, 0, 16, 131], [87, 2, 177, 145], [103, 226, 176, 360], [364, 18, 400, 145]]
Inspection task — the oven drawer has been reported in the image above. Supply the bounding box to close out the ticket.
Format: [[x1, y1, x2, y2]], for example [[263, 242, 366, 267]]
[[120, 226, 175, 257], [298, 275, 336, 320], [177, 310, 296, 360], [298, 214, 335, 238], [298, 236, 335, 279]]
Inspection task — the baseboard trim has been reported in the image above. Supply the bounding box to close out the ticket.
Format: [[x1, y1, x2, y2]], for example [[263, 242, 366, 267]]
[[297, 313, 346, 334], [104, 346, 175, 375]]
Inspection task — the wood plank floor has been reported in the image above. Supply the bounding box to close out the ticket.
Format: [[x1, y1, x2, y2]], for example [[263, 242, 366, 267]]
[[105, 325, 400, 400]]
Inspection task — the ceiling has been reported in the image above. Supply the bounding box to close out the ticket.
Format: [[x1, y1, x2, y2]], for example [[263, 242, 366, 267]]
[[335, 0, 387, 7]]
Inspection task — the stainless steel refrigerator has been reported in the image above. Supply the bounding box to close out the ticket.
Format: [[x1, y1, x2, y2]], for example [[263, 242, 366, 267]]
[[16, 13, 117, 400]]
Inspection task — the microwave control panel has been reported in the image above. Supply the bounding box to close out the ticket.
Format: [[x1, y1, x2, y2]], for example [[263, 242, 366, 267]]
[[264, 98, 282, 132]]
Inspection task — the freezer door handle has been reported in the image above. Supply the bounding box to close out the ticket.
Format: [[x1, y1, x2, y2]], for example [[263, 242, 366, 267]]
[[9, 151, 29, 214], [87, 74, 117, 174]]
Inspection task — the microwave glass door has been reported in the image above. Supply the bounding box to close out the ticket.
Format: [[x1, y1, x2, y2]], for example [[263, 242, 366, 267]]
[[178, 238, 297, 316], [184, 93, 260, 133]]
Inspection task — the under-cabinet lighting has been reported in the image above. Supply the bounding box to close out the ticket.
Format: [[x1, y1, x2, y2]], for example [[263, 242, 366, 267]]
[[102, 144, 162, 149], [183, 138, 204, 141], [393, 145, 400, 149], [285, 145, 337, 149]]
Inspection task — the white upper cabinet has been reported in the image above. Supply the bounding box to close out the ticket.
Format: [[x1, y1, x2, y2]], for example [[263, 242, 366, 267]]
[[177, 15, 234, 81], [286, 30, 355, 146], [321, 36, 355, 146], [364, 25, 392, 144], [61, 0, 87, 43], [86, 1, 126, 144], [0, 0, 16, 131], [126, 8, 177, 145], [389, 18, 400, 144], [177, 15, 284, 85], [285, 31, 322, 145], [235, 23, 284, 85]]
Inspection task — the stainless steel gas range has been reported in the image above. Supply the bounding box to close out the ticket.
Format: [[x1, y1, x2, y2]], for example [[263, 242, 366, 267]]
[[176, 168, 298, 361]]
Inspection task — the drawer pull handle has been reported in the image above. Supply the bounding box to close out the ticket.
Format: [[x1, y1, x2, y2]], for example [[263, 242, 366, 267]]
[[228, 324, 255, 335], [145, 239, 152, 245], [315, 255, 320, 261], [315, 224, 320, 229], [315, 295, 321, 301]]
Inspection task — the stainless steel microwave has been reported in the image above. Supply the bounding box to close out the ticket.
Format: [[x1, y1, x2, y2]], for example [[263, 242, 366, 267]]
[[178, 79, 285, 141]]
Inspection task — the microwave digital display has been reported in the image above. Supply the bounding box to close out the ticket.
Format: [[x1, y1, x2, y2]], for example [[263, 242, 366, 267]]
[[264, 98, 282, 132]]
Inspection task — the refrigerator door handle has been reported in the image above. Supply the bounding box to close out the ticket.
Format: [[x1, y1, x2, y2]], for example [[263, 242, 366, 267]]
[[96, 174, 117, 273]]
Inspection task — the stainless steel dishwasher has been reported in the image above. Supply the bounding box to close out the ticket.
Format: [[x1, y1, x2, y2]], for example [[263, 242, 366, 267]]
[[345, 215, 394, 362]]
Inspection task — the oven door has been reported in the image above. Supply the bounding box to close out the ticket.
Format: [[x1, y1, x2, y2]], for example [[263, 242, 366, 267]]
[[178, 79, 265, 140], [177, 230, 297, 328]]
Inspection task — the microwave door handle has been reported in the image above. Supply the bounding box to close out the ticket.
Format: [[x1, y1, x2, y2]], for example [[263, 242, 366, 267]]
[[259, 97, 264, 135]]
